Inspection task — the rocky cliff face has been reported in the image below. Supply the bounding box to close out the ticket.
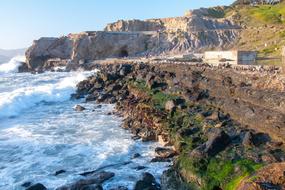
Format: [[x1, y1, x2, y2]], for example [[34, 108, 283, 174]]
[[105, 11, 238, 32], [25, 8, 240, 71]]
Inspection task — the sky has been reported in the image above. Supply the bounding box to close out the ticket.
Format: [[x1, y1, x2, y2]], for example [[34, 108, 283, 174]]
[[0, 0, 234, 49]]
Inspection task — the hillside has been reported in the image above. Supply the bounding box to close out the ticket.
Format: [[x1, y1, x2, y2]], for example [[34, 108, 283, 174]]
[[208, 2, 285, 64]]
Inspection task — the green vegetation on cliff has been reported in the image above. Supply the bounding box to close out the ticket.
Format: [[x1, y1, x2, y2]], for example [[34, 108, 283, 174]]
[[210, 2, 285, 60]]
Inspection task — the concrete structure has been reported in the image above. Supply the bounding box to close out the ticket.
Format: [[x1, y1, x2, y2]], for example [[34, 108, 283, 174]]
[[204, 50, 257, 65]]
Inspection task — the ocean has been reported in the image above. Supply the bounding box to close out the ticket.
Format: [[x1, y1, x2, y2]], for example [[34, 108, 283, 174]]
[[0, 57, 169, 190]]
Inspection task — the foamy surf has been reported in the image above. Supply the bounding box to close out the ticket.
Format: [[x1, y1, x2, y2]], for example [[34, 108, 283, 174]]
[[0, 71, 169, 190], [0, 55, 25, 73], [0, 72, 90, 119]]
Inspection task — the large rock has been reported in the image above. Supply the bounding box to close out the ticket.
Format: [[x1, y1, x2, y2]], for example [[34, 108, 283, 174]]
[[56, 171, 114, 190], [134, 172, 160, 190], [190, 129, 231, 157], [26, 183, 47, 190]]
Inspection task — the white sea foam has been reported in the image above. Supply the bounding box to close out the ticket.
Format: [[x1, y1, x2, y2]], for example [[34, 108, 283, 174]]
[[0, 56, 25, 73], [0, 71, 169, 190], [0, 72, 88, 118]]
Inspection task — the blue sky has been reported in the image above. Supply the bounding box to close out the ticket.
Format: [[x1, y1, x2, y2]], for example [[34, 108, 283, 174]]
[[0, 0, 234, 49]]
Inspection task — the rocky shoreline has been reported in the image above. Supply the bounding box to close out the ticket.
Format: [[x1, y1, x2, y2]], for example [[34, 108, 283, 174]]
[[72, 62, 285, 190]]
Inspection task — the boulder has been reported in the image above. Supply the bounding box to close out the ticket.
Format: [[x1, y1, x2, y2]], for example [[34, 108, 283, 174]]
[[155, 147, 176, 159], [22, 182, 32, 188], [204, 129, 231, 156], [110, 186, 128, 190], [73, 105, 86, 111], [56, 171, 114, 190], [55, 169, 66, 176], [134, 172, 160, 190], [81, 185, 103, 190], [132, 153, 141, 159], [190, 129, 231, 158], [26, 183, 47, 190]]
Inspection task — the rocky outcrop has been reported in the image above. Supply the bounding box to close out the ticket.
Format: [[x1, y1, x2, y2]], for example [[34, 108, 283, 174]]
[[73, 62, 285, 189], [25, 32, 152, 71]]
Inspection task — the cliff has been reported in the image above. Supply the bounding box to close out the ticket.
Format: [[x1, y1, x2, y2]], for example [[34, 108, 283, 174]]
[[25, 8, 240, 71]]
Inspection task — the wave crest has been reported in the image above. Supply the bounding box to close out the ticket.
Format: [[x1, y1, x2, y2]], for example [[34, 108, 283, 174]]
[[0, 56, 26, 73]]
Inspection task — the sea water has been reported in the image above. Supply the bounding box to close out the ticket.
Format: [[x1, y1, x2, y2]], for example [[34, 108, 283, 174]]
[[0, 57, 169, 190]]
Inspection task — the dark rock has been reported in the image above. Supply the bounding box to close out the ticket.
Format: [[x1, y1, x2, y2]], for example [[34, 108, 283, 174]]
[[57, 171, 114, 190], [205, 129, 231, 156], [26, 183, 47, 190], [86, 94, 97, 102], [151, 157, 171, 162], [73, 105, 86, 111], [190, 129, 231, 158], [132, 153, 141, 159], [134, 172, 160, 190], [81, 184, 103, 190], [55, 169, 66, 176], [95, 105, 102, 109], [22, 182, 32, 188], [177, 127, 199, 139], [154, 147, 176, 159], [110, 186, 128, 190], [134, 166, 147, 170]]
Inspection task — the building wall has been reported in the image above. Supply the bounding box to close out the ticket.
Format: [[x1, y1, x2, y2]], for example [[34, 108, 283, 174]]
[[204, 50, 257, 65]]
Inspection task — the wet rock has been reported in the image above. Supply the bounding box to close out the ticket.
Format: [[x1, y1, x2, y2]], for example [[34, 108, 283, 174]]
[[81, 184, 103, 190], [110, 186, 128, 190], [55, 169, 66, 176], [26, 183, 47, 190], [57, 171, 114, 190], [134, 166, 147, 170], [73, 105, 86, 111], [95, 105, 102, 109], [134, 172, 160, 190], [151, 157, 172, 162], [155, 147, 176, 159], [132, 153, 141, 159], [22, 182, 32, 188], [86, 94, 97, 102]]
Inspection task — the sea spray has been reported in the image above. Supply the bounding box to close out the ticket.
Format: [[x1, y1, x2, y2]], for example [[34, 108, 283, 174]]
[[0, 56, 25, 73], [0, 71, 91, 119]]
